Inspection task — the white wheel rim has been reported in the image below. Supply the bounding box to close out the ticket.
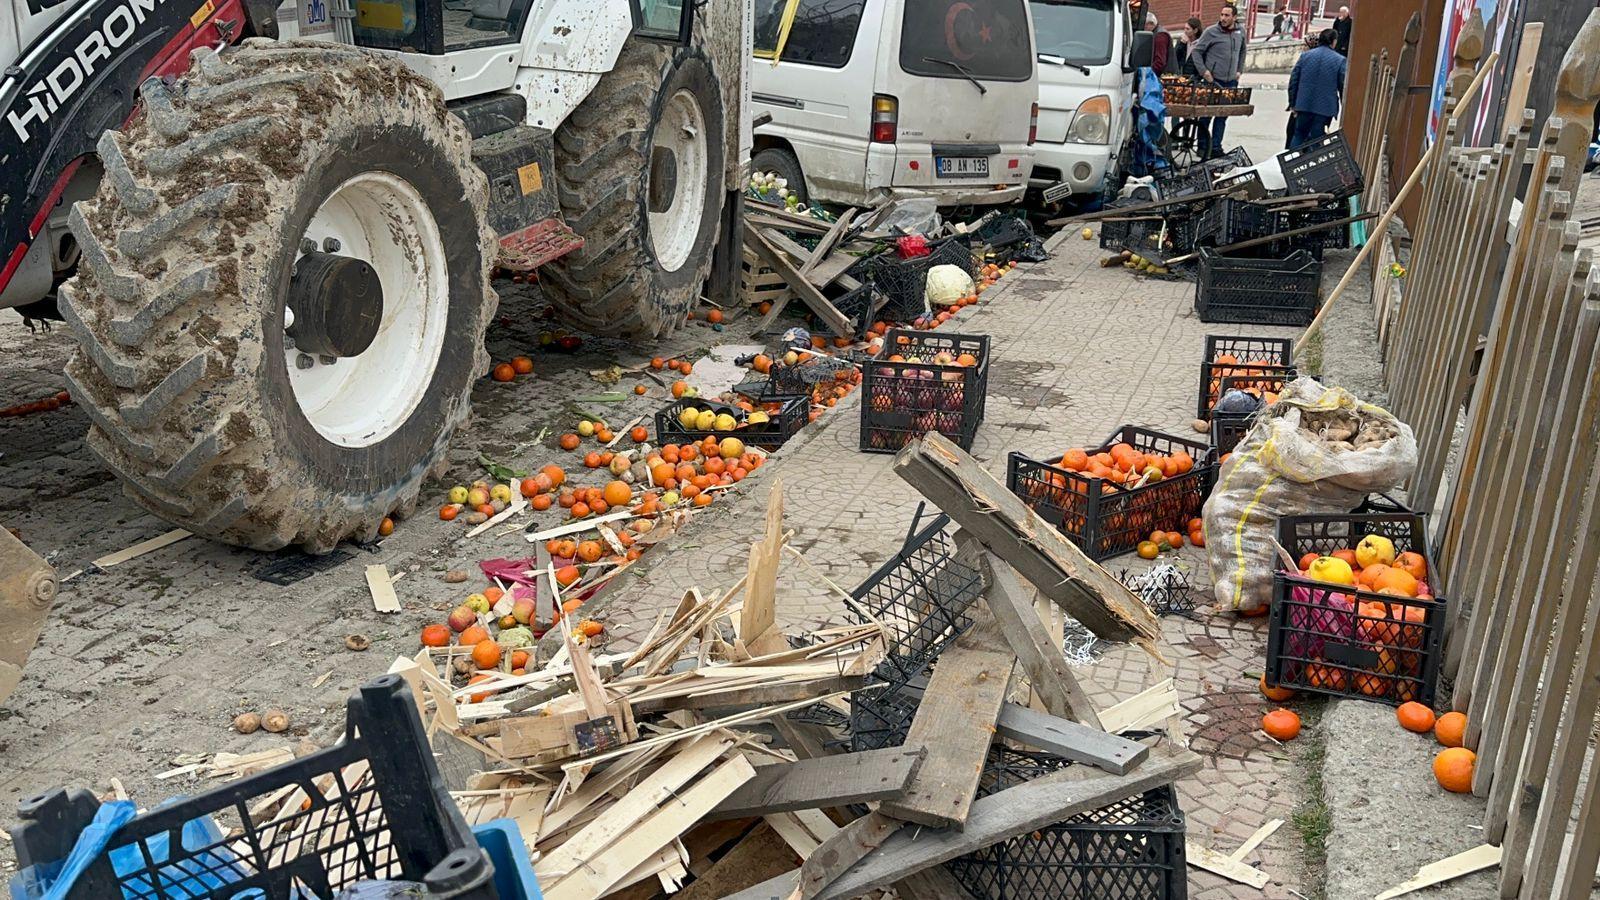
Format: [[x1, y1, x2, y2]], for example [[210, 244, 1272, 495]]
[[286, 172, 449, 448], [648, 88, 709, 273]]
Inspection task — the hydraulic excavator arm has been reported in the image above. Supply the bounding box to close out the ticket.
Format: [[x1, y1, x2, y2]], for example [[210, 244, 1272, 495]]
[[0, 528, 58, 703]]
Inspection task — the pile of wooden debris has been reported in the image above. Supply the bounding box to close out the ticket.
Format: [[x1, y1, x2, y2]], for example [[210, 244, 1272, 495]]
[[388, 433, 1200, 899]]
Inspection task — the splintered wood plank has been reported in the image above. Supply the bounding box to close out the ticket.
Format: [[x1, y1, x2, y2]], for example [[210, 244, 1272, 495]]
[[794, 812, 903, 900], [706, 748, 923, 821], [723, 743, 1202, 900], [895, 678, 1147, 774], [892, 433, 1160, 646], [92, 528, 190, 567], [542, 753, 756, 900], [1098, 680, 1180, 734], [1187, 839, 1271, 888], [364, 565, 401, 613], [1374, 844, 1501, 899], [746, 228, 853, 336], [677, 823, 799, 900], [960, 533, 1102, 727], [536, 734, 734, 883], [878, 606, 1013, 829]]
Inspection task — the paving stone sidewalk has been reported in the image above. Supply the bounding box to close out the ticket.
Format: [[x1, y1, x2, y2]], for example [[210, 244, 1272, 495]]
[[588, 230, 1315, 898]]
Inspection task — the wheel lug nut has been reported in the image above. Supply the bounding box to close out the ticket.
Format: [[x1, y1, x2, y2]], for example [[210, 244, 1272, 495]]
[[319, 355, 337, 366], [299, 239, 318, 255], [296, 353, 315, 370], [322, 237, 341, 253]]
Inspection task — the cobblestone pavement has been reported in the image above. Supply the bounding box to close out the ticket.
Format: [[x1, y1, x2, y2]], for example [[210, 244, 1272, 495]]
[[587, 230, 1316, 898]]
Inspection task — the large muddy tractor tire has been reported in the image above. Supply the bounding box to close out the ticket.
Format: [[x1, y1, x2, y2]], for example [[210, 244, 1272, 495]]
[[541, 41, 727, 339], [60, 41, 498, 553]]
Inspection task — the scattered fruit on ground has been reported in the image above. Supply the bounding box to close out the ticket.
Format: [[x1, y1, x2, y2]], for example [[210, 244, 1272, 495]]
[[1262, 708, 1301, 741], [420, 624, 451, 647], [1397, 701, 1436, 733], [559, 433, 580, 451], [491, 363, 515, 382], [1434, 711, 1467, 747], [458, 625, 490, 646], [511, 356, 533, 375], [378, 517, 394, 537], [577, 420, 596, 437], [1260, 674, 1295, 702], [471, 639, 502, 669], [1433, 747, 1476, 793], [448, 607, 477, 633]]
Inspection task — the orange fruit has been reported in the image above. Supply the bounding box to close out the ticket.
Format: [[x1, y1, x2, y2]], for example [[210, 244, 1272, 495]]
[[672, 381, 689, 398], [634, 384, 647, 395], [1060, 449, 1089, 471], [1433, 747, 1476, 793], [1262, 708, 1301, 741], [1187, 518, 1203, 533], [1298, 551, 1320, 571], [694, 493, 713, 507], [1374, 567, 1419, 598], [520, 477, 542, 498], [1332, 548, 1358, 567], [590, 498, 608, 515], [577, 619, 604, 637], [650, 462, 675, 486], [555, 540, 576, 558], [420, 624, 451, 647], [631, 425, 649, 443], [758, 301, 773, 315], [706, 309, 723, 324], [1395, 551, 1428, 581], [1189, 529, 1206, 548], [542, 465, 566, 487], [577, 541, 603, 563], [752, 354, 772, 374], [603, 480, 633, 507], [545, 539, 562, 554], [555, 565, 581, 587], [1260, 674, 1295, 702], [378, 517, 395, 537], [440, 504, 460, 521], [557, 490, 576, 509], [483, 586, 504, 604], [458, 625, 489, 647], [571, 502, 591, 519], [650, 357, 666, 370], [583, 451, 602, 468], [1397, 702, 1436, 734], [491, 363, 515, 382], [1434, 711, 1467, 747], [1356, 563, 1391, 589], [531, 493, 553, 511], [1137, 541, 1159, 560], [467, 673, 495, 703], [511, 356, 534, 375], [559, 433, 580, 451], [475, 503, 494, 517], [471, 639, 502, 669], [595, 428, 614, 444], [1166, 531, 1183, 548]]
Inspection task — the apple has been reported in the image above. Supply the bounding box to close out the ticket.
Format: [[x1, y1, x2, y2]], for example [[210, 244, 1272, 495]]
[[447, 606, 477, 633], [512, 598, 536, 625]]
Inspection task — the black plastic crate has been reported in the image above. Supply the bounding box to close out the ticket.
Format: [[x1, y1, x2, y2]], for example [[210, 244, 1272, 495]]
[[1209, 413, 1253, 457], [9, 676, 495, 899], [1197, 334, 1295, 419], [1281, 131, 1364, 201], [1196, 198, 1281, 248], [845, 505, 984, 751], [861, 329, 990, 454], [1154, 165, 1212, 201], [1196, 248, 1322, 326], [860, 237, 978, 323], [655, 396, 808, 452], [1283, 203, 1351, 255], [948, 747, 1188, 900], [1006, 426, 1218, 562], [1266, 512, 1446, 706], [1101, 213, 1197, 266], [1211, 168, 1267, 199]]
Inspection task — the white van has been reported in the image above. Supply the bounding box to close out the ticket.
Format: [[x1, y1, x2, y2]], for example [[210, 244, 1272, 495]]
[[748, 0, 1039, 210], [1029, 0, 1152, 205]]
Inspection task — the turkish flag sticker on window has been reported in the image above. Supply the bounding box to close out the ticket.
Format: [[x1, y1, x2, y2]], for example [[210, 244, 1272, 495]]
[[899, 0, 1033, 82]]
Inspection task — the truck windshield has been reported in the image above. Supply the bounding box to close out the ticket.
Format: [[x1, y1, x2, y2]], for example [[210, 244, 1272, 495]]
[[1031, 0, 1115, 67], [898, 0, 1032, 83]]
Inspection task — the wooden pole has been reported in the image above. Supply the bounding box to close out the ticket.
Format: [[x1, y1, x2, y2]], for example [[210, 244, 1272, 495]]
[[1293, 49, 1499, 357]]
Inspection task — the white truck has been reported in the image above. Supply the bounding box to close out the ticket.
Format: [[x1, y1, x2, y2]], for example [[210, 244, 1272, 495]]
[[1029, 0, 1152, 206]]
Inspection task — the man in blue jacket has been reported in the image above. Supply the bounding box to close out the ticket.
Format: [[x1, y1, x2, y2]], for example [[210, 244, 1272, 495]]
[[1288, 28, 1347, 149]]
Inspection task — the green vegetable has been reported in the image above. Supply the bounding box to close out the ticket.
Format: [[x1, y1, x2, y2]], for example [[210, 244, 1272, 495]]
[[497, 626, 534, 649]]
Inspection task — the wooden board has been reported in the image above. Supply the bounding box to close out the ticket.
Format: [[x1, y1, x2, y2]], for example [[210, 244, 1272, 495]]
[[962, 534, 1102, 727], [892, 433, 1161, 645], [365, 565, 401, 614], [1187, 839, 1271, 888], [794, 812, 903, 900], [746, 228, 853, 337], [92, 528, 190, 568], [723, 743, 1201, 900], [1373, 843, 1502, 900], [1165, 102, 1254, 118], [707, 748, 923, 821], [677, 823, 800, 900], [878, 606, 1013, 829], [1098, 680, 1180, 734], [895, 678, 1147, 775], [542, 754, 757, 900]]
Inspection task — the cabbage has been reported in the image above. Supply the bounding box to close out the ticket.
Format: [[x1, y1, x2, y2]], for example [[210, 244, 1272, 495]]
[[925, 265, 975, 307], [1215, 388, 1263, 416], [497, 626, 534, 649]]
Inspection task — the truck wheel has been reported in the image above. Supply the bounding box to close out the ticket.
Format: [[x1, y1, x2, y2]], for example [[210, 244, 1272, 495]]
[[59, 41, 498, 553], [542, 41, 726, 338]]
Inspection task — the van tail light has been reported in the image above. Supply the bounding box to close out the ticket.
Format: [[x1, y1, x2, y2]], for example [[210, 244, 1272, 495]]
[[871, 94, 898, 144], [1028, 102, 1039, 145]]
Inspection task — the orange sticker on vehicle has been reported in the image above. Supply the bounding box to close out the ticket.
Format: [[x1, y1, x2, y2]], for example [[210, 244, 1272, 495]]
[[517, 162, 543, 195], [190, 0, 216, 28]]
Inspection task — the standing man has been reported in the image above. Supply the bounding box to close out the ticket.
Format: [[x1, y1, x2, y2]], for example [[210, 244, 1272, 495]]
[[1332, 6, 1354, 56], [1191, 4, 1249, 159], [1147, 13, 1172, 75], [1288, 28, 1347, 148]]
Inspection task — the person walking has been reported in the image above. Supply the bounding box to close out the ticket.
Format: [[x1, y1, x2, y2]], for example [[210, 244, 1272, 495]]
[[1288, 28, 1347, 148], [1332, 6, 1354, 56], [1286, 32, 1319, 147], [1191, 4, 1248, 159], [1271, 2, 1287, 37], [1147, 13, 1172, 75]]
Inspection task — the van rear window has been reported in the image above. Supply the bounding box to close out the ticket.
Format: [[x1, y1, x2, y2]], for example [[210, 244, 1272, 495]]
[[898, 0, 1033, 83]]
